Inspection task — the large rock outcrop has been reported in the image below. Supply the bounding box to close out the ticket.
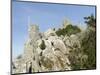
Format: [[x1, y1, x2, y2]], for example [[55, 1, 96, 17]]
[[12, 24, 81, 74]]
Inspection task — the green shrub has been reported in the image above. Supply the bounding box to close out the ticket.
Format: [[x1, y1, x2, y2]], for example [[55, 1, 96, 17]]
[[56, 24, 81, 36], [80, 29, 96, 69], [81, 14, 96, 69], [69, 14, 96, 70]]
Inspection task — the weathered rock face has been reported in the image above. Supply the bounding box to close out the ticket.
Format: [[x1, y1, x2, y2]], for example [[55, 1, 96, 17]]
[[12, 24, 81, 74]]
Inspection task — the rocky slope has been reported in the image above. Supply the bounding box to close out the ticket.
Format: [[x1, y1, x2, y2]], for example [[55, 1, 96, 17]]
[[12, 23, 93, 74]]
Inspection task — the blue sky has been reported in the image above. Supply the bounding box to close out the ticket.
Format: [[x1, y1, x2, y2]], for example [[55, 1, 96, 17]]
[[12, 0, 96, 58]]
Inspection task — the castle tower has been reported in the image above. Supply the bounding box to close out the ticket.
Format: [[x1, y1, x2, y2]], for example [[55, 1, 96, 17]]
[[27, 16, 40, 40], [28, 25, 39, 40], [63, 18, 71, 28]]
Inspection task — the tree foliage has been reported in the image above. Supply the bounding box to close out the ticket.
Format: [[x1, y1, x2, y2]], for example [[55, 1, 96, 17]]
[[84, 14, 96, 28], [80, 29, 96, 69], [69, 14, 96, 70], [56, 24, 81, 36], [81, 14, 96, 69]]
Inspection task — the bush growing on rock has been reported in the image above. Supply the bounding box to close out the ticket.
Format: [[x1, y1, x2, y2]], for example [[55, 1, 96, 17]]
[[56, 24, 81, 36]]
